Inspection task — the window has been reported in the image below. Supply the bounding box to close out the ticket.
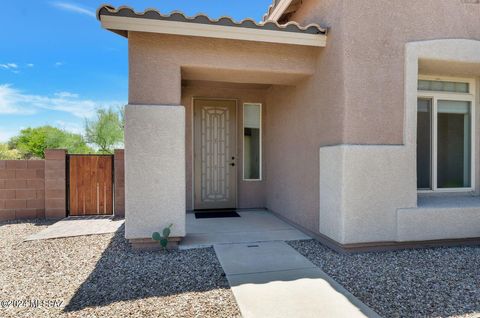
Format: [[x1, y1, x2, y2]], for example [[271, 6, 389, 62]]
[[243, 103, 262, 180], [417, 76, 475, 191], [418, 79, 470, 93]]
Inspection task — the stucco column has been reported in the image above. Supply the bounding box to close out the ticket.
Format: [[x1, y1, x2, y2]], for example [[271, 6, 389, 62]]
[[124, 105, 186, 249]]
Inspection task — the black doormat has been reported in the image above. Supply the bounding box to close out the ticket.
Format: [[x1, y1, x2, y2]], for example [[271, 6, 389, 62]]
[[195, 211, 241, 219]]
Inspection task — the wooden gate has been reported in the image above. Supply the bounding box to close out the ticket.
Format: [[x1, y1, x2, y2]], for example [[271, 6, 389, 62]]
[[68, 155, 113, 216]]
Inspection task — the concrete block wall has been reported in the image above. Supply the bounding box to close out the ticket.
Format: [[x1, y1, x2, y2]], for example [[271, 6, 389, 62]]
[[0, 160, 46, 221], [114, 149, 125, 217], [44, 150, 67, 219], [0, 149, 126, 222]]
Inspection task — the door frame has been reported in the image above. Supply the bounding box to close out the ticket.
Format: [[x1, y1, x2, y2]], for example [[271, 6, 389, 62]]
[[191, 97, 238, 210]]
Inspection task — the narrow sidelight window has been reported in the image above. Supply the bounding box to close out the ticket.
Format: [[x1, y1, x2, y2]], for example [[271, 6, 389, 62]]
[[243, 103, 262, 180], [417, 98, 432, 189], [417, 77, 475, 192]]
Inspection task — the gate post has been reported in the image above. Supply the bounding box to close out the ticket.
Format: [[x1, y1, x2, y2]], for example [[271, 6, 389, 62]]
[[45, 149, 67, 219], [114, 149, 125, 218]]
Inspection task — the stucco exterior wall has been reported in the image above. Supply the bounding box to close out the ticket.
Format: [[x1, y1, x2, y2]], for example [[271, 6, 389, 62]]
[[123, 0, 480, 244], [342, 0, 480, 144], [284, 0, 480, 243], [126, 32, 319, 240], [320, 39, 480, 244], [292, 0, 480, 144], [320, 145, 417, 244], [128, 32, 319, 106], [264, 0, 346, 233], [181, 82, 268, 210], [124, 105, 186, 240], [397, 206, 480, 242]]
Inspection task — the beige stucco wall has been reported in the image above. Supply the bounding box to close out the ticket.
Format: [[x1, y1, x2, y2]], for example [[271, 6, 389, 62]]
[[292, 0, 480, 144], [319, 39, 480, 244], [128, 32, 319, 106], [124, 0, 480, 243], [268, 0, 480, 241], [262, 0, 347, 233], [126, 32, 321, 239], [320, 145, 417, 244], [127, 31, 322, 233], [124, 105, 186, 239], [397, 205, 480, 242]]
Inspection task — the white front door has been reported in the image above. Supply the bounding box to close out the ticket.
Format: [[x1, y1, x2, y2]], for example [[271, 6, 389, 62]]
[[194, 99, 237, 210]]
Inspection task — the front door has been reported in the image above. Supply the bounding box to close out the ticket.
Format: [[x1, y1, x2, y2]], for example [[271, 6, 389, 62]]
[[194, 99, 237, 210]]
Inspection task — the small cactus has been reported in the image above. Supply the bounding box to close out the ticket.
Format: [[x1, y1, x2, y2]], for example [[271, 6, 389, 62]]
[[152, 224, 173, 250]]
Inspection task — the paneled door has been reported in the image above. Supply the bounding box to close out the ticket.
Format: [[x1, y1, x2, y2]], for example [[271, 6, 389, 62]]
[[194, 99, 237, 210]]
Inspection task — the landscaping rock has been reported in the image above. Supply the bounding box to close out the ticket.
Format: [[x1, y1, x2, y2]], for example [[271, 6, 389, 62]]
[[0, 220, 240, 318], [289, 240, 480, 318]]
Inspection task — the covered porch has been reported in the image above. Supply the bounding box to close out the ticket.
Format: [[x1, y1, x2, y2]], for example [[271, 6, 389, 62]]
[[180, 210, 310, 249], [97, 5, 329, 247]]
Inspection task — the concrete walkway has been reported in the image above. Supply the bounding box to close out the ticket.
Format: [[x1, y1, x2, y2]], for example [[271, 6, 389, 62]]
[[25, 216, 124, 241], [180, 210, 310, 249], [214, 241, 380, 318]]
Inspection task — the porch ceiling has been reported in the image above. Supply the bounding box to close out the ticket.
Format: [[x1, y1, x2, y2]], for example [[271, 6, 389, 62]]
[[182, 66, 310, 86], [97, 5, 327, 47]]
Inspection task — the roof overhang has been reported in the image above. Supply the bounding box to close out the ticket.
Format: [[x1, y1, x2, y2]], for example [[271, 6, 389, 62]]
[[100, 15, 325, 47], [266, 0, 294, 22], [97, 6, 327, 48]]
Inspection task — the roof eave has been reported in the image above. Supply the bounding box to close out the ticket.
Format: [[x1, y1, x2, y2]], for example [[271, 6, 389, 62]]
[[264, 0, 294, 22], [99, 15, 326, 47]]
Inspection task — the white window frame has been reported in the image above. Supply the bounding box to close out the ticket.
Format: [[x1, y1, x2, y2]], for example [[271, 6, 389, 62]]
[[417, 75, 476, 193], [242, 103, 263, 182]]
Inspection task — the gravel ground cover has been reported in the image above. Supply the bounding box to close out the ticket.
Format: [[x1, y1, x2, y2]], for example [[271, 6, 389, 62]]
[[0, 220, 240, 318], [289, 240, 480, 318]]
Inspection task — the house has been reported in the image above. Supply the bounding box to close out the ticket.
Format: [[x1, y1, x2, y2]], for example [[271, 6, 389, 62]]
[[97, 0, 480, 251]]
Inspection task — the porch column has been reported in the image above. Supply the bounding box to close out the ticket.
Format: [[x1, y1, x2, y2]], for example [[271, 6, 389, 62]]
[[124, 105, 186, 249]]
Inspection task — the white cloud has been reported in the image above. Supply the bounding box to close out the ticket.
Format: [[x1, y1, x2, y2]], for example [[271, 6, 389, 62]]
[[26, 63, 34, 68], [54, 91, 79, 98], [51, 2, 95, 18], [55, 62, 64, 67], [0, 84, 124, 118], [0, 85, 36, 114], [0, 63, 19, 71]]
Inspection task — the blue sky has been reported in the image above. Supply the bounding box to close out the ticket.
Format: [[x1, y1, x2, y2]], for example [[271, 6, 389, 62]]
[[0, 0, 272, 142]]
